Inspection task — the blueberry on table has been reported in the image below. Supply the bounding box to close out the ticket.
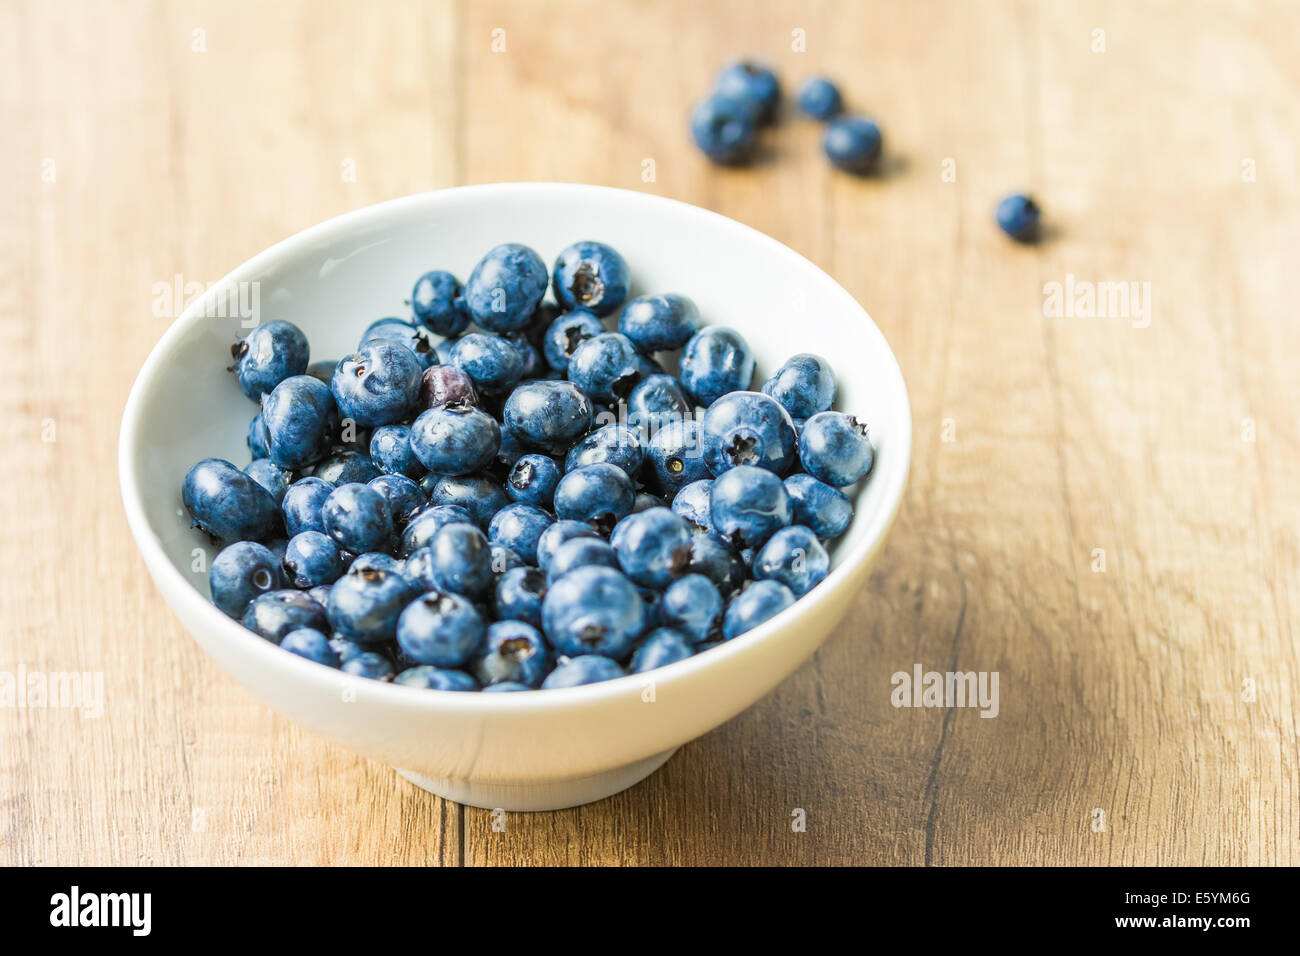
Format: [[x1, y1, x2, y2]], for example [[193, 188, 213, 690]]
[[279, 627, 340, 667], [609, 507, 694, 589], [618, 293, 701, 354], [282, 530, 347, 588], [995, 193, 1042, 242], [396, 591, 485, 668], [282, 476, 334, 537], [448, 332, 525, 394], [229, 319, 309, 401], [535, 519, 602, 571], [546, 537, 621, 584], [715, 59, 781, 123], [326, 566, 414, 643], [494, 565, 548, 628], [331, 341, 422, 427], [553, 463, 635, 532], [565, 424, 645, 479], [690, 92, 760, 165], [418, 364, 479, 412], [502, 380, 594, 453], [700, 390, 798, 477], [783, 474, 853, 540], [822, 116, 883, 174], [644, 419, 712, 496], [182, 457, 280, 543], [679, 326, 755, 406], [409, 404, 501, 477], [242, 589, 330, 644], [629, 628, 695, 674], [723, 579, 795, 639], [209, 541, 284, 618], [411, 270, 469, 338], [753, 525, 830, 598], [709, 464, 792, 550], [552, 241, 631, 317], [393, 666, 478, 691], [541, 655, 626, 689], [260, 374, 337, 470], [366, 473, 425, 527], [660, 573, 724, 644], [488, 503, 554, 567], [542, 565, 646, 660], [567, 332, 652, 404], [798, 411, 873, 487], [762, 353, 837, 420], [320, 482, 395, 554], [475, 620, 551, 688], [464, 243, 550, 333], [506, 453, 562, 508], [797, 76, 842, 120]]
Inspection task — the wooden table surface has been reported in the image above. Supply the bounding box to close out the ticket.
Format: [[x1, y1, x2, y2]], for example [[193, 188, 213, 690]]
[[2, 0, 1296, 866]]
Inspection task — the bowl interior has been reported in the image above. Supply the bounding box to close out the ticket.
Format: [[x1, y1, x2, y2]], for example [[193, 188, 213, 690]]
[[125, 184, 910, 630]]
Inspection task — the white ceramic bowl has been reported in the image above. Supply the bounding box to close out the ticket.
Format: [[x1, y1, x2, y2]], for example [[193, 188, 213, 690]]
[[119, 183, 911, 811]]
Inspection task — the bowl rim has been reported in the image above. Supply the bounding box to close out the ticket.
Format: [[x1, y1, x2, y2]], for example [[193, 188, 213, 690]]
[[118, 182, 912, 712]]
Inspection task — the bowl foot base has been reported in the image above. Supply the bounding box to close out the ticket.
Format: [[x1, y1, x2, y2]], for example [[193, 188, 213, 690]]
[[395, 747, 679, 811]]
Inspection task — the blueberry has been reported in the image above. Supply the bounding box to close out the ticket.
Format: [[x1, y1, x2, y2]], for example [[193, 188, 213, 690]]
[[627, 374, 693, 435], [396, 591, 485, 667], [761, 353, 836, 420], [482, 680, 531, 693], [305, 360, 336, 385], [342, 652, 396, 681], [796, 76, 842, 119], [757, 525, 830, 596], [261, 375, 337, 470], [183, 457, 280, 542], [629, 628, 695, 674], [393, 665, 478, 691], [644, 418, 711, 496], [551, 241, 630, 317], [487, 503, 554, 566], [349, 551, 404, 575], [464, 243, 549, 333], [490, 545, 524, 576], [633, 491, 665, 513], [209, 541, 284, 618], [542, 655, 625, 689], [494, 566, 548, 628], [995, 193, 1041, 242], [367, 425, 424, 479], [609, 507, 693, 588], [242, 589, 330, 643], [244, 458, 293, 504], [618, 293, 700, 354], [542, 565, 646, 659], [411, 270, 470, 337], [671, 479, 714, 533], [798, 411, 873, 486], [564, 424, 644, 478], [360, 317, 438, 370], [690, 93, 760, 164], [715, 59, 781, 122], [567, 332, 650, 404], [321, 482, 395, 554], [407, 521, 493, 598], [448, 332, 525, 394], [723, 580, 795, 639], [408, 404, 501, 477], [687, 533, 747, 595], [311, 449, 380, 485], [700, 390, 798, 478], [547, 537, 620, 583], [399, 503, 473, 555], [710, 464, 792, 549], [367, 473, 425, 526], [418, 365, 479, 415], [422, 473, 510, 530], [280, 627, 340, 667], [680, 326, 755, 406], [553, 463, 635, 532], [508, 334, 545, 380], [823, 116, 883, 174], [327, 566, 414, 643], [783, 474, 853, 539], [331, 341, 422, 427], [229, 320, 309, 401], [248, 413, 271, 459], [535, 519, 601, 571], [542, 309, 604, 372], [502, 380, 594, 453], [282, 530, 347, 588], [475, 620, 551, 688], [506, 454, 562, 508], [660, 573, 724, 643]]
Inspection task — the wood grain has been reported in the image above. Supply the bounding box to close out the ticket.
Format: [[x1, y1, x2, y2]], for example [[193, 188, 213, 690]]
[[1, 0, 1295, 866]]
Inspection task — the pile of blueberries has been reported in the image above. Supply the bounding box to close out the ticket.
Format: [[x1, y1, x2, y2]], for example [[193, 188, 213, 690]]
[[690, 60, 883, 174], [182, 240, 874, 691]]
